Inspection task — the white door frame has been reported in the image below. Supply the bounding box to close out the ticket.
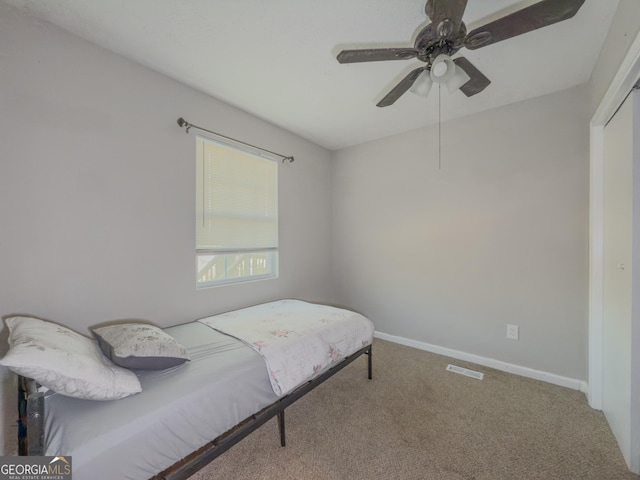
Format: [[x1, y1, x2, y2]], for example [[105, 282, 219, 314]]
[[589, 31, 640, 410]]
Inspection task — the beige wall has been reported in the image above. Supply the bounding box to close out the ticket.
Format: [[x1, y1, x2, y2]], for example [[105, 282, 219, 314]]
[[0, 4, 334, 333], [331, 85, 590, 380]]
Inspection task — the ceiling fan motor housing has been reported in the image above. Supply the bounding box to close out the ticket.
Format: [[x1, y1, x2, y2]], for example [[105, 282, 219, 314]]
[[414, 22, 467, 66]]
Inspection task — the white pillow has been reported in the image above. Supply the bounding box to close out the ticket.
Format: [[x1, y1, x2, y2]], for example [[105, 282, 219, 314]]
[[0, 316, 141, 400]]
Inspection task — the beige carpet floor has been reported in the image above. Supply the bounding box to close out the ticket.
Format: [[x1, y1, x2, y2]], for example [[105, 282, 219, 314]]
[[188, 339, 638, 480]]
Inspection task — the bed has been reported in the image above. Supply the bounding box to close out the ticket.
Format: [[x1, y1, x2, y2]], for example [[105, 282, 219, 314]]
[[9, 299, 374, 480]]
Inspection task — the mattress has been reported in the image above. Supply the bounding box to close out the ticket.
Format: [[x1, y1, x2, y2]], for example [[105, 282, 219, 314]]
[[43, 322, 279, 480]]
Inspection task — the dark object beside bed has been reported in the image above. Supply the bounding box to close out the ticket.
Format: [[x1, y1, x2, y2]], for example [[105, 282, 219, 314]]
[[18, 375, 44, 457], [19, 302, 372, 479]]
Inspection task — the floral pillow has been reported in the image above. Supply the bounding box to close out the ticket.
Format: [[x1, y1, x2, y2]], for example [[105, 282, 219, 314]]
[[0, 316, 141, 400], [92, 323, 190, 370]]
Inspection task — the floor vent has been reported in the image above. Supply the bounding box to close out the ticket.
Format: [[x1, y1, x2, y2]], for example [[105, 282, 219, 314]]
[[446, 364, 484, 380]]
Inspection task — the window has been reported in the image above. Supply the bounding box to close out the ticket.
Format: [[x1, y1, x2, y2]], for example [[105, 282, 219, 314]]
[[196, 135, 278, 288]]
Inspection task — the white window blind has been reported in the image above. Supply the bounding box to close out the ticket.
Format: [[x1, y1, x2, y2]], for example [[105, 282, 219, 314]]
[[196, 136, 278, 287]]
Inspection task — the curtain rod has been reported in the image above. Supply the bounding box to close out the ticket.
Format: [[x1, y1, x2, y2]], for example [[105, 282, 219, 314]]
[[177, 117, 294, 163]]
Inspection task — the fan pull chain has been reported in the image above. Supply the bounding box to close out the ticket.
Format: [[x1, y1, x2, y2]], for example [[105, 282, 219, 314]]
[[438, 83, 442, 170]]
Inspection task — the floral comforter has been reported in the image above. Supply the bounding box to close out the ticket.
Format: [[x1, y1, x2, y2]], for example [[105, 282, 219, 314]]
[[198, 299, 374, 396]]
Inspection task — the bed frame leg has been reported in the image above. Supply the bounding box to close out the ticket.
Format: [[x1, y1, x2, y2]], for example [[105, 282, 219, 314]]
[[277, 410, 286, 447], [367, 345, 373, 380]]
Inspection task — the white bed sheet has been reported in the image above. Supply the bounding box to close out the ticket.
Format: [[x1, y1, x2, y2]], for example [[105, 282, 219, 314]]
[[44, 322, 278, 480]]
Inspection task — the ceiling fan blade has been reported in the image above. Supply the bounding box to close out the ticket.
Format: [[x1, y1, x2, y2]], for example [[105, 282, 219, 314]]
[[453, 57, 491, 97], [337, 48, 419, 64], [464, 0, 585, 50], [425, 0, 468, 38], [377, 67, 425, 107]]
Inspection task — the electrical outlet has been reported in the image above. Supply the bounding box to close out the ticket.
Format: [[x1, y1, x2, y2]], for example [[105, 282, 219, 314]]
[[507, 324, 519, 340]]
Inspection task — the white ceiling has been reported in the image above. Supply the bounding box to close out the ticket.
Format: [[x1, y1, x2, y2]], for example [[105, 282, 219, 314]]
[[6, 0, 619, 150]]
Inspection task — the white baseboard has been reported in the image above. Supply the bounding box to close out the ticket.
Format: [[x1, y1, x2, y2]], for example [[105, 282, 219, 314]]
[[374, 331, 589, 394]]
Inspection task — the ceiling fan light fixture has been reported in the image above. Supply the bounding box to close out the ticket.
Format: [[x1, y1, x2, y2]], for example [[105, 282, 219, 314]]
[[430, 54, 455, 85], [446, 64, 471, 94], [409, 69, 433, 98], [432, 62, 448, 77]]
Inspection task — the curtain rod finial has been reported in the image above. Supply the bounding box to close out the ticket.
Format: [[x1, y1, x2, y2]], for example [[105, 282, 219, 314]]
[[177, 117, 186, 127], [283, 156, 295, 163]]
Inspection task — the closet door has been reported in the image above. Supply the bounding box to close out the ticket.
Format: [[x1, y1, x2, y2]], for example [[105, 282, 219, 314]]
[[602, 89, 640, 473]]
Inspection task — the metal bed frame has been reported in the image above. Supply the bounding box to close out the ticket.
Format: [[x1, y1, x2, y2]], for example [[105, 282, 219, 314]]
[[18, 343, 372, 480]]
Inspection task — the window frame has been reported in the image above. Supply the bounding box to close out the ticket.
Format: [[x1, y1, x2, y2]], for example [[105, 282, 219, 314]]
[[195, 134, 279, 289]]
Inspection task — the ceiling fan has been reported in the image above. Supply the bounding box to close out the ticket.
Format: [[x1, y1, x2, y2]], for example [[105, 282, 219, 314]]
[[336, 0, 586, 107]]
